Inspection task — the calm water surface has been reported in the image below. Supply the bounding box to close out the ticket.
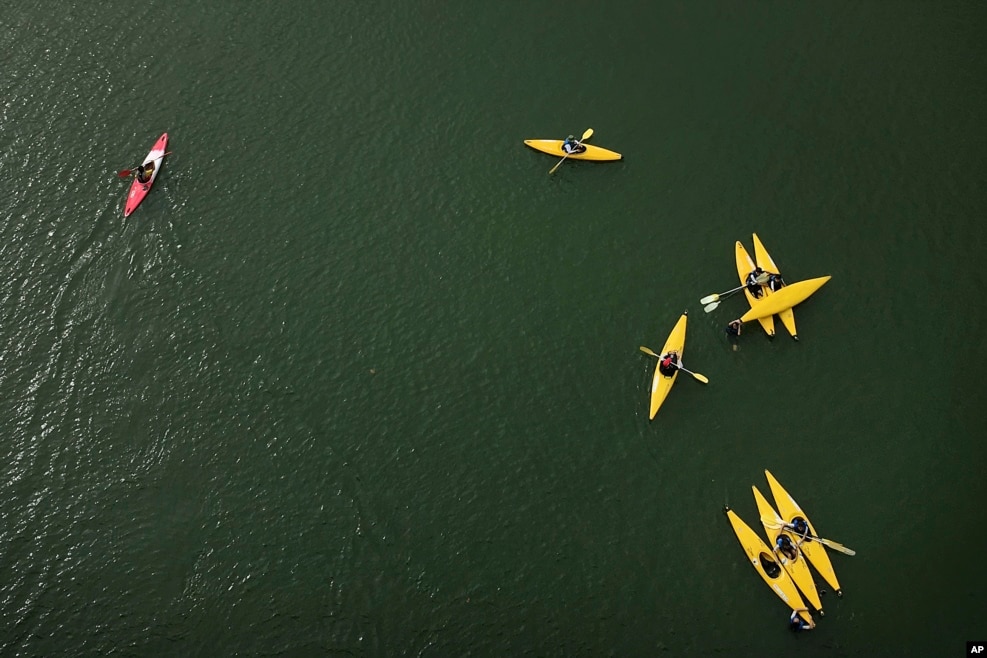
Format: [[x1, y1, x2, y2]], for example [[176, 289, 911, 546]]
[[1, 1, 985, 655]]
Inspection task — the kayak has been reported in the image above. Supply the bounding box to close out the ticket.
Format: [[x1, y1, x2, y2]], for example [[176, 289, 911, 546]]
[[753, 485, 824, 613], [523, 139, 622, 162], [735, 241, 774, 337], [752, 234, 797, 340], [765, 469, 842, 595], [725, 506, 814, 625], [648, 312, 687, 420], [739, 276, 831, 324], [124, 132, 168, 217]]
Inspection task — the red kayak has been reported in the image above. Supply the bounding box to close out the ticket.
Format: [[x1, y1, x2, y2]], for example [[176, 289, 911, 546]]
[[124, 133, 168, 217]]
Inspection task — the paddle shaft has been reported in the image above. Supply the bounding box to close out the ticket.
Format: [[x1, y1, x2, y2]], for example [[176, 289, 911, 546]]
[[710, 283, 747, 300]]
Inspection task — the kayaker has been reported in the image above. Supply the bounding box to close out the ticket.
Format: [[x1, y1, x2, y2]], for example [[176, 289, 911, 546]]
[[789, 609, 815, 632], [774, 534, 799, 562], [657, 351, 679, 377], [725, 320, 743, 351], [787, 517, 810, 543], [746, 267, 766, 298], [767, 272, 785, 292], [136, 162, 154, 184], [562, 135, 586, 154]]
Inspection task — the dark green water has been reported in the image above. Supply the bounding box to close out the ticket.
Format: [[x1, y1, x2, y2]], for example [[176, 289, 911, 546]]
[[2, 1, 985, 655]]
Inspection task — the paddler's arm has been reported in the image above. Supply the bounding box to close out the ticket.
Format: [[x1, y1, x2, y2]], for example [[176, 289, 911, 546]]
[[792, 608, 815, 629], [786, 523, 810, 545]]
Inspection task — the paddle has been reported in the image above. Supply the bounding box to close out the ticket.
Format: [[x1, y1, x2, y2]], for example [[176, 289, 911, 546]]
[[760, 517, 856, 556], [638, 346, 709, 384], [118, 151, 172, 178], [700, 272, 771, 312], [549, 128, 593, 175]]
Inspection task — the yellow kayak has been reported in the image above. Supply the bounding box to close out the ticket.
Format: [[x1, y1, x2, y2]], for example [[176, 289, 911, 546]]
[[753, 485, 824, 613], [725, 507, 814, 625], [523, 139, 623, 162], [648, 312, 687, 420], [735, 241, 774, 337], [739, 276, 831, 324], [751, 233, 797, 339], [765, 470, 842, 595]]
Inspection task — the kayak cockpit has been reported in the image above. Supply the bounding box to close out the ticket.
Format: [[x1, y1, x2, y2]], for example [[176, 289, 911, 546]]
[[758, 552, 782, 578], [777, 539, 799, 561], [136, 161, 156, 184], [790, 516, 812, 542]]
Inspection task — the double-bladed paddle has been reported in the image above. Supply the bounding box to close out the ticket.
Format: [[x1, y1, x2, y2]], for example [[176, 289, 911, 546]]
[[701, 272, 772, 313], [638, 346, 709, 384], [760, 517, 856, 556]]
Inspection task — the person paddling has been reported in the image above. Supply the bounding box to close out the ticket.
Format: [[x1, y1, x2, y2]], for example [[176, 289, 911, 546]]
[[774, 534, 799, 563], [562, 134, 586, 154], [746, 267, 766, 298], [657, 350, 680, 377], [136, 161, 154, 184], [786, 517, 811, 544]]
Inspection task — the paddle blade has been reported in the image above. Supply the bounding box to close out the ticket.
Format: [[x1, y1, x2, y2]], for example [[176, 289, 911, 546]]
[[818, 538, 856, 556], [581, 128, 594, 141], [700, 293, 719, 305], [549, 158, 566, 175], [690, 371, 709, 384], [703, 301, 721, 314], [639, 346, 659, 358]]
